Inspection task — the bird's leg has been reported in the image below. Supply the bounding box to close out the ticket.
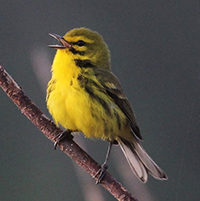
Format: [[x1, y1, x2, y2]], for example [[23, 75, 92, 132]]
[[94, 141, 113, 184], [54, 129, 73, 149]]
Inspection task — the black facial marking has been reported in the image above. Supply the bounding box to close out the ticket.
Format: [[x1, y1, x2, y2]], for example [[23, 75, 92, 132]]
[[74, 59, 95, 68], [70, 48, 85, 55]]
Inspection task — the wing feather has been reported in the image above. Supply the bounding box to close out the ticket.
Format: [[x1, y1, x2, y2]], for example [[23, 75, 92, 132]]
[[94, 67, 142, 140]]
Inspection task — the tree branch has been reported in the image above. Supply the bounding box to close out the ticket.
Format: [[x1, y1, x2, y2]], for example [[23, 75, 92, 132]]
[[0, 65, 138, 201]]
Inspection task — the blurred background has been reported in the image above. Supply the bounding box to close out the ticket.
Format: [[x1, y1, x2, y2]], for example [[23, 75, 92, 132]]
[[0, 1, 199, 201]]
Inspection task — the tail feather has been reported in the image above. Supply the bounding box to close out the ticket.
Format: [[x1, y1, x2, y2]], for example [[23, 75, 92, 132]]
[[119, 140, 148, 182], [118, 137, 167, 183]]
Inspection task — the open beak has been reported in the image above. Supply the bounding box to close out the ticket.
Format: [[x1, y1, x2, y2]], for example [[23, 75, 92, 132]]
[[48, 33, 72, 49]]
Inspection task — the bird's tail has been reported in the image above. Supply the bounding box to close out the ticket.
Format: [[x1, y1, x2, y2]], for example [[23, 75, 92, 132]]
[[118, 137, 168, 183]]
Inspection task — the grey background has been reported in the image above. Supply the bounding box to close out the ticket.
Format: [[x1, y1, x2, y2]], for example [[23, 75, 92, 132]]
[[0, 1, 199, 201]]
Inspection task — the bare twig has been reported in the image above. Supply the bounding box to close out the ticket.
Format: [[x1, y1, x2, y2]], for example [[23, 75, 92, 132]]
[[0, 65, 138, 201]]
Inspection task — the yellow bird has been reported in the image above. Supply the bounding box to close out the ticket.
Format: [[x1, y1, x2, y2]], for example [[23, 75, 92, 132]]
[[47, 27, 167, 183]]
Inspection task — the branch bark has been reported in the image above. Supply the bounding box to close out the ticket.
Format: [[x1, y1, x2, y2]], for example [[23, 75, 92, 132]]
[[0, 65, 138, 201]]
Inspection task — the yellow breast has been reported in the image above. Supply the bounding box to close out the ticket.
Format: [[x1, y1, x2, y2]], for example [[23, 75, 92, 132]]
[[47, 50, 127, 141]]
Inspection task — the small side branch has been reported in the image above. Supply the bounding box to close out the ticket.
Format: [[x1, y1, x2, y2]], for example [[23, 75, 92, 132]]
[[0, 65, 138, 201]]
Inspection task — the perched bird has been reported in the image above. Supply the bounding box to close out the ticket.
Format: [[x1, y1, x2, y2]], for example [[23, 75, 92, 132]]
[[47, 27, 167, 183]]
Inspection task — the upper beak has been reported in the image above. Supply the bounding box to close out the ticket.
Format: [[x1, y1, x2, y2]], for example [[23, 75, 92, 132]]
[[48, 33, 72, 49]]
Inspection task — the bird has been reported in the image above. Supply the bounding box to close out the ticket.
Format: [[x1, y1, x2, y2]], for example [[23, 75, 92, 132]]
[[47, 27, 168, 183]]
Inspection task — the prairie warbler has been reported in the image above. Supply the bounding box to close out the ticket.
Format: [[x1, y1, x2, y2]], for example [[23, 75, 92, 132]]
[[47, 27, 167, 183]]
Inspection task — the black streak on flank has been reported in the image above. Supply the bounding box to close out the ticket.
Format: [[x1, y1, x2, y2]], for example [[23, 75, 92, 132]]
[[114, 109, 121, 130], [85, 85, 111, 116], [46, 79, 56, 100], [77, 74, 87, 88]]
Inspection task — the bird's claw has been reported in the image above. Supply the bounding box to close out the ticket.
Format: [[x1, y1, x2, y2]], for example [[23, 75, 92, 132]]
[[93, 163, 108, 184], [54, 130, 73, 149]]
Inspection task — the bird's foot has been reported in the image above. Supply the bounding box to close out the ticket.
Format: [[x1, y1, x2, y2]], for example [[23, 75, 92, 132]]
[[54, 129, 73, 149], [93, 163, 108, 184]]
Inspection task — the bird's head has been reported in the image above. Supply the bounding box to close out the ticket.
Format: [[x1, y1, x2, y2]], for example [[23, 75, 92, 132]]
[[49, 27, 111, 70]]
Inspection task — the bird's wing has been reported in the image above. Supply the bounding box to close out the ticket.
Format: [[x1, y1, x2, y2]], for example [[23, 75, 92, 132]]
[[94, 67, 142, 140]]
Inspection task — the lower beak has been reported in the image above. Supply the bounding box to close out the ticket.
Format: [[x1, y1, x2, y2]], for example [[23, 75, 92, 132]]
[[48, 33, 72, 49]]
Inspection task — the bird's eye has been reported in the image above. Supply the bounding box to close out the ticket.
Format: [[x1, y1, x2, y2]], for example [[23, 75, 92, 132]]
[[77, 40, 86, 46]]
